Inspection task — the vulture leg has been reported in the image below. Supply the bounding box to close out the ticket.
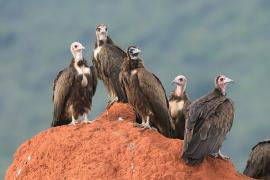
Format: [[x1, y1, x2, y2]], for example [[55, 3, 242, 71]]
[[141, 119, 146, 127], [142, 116, 158, 131], [141, 117, 158, 132], [143, 116, 151, 129], [133, 117, 146, 128], [69, 114, 78, 125], [218, 150, 230, 160], [83, 113, 90, 123]]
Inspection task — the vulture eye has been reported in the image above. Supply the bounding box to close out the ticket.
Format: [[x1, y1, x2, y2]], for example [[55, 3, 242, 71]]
[[97, 27, 101, 32], [74, 45, 78, 48], [220, 77, 224, 81], [179, 78, 183, 82]]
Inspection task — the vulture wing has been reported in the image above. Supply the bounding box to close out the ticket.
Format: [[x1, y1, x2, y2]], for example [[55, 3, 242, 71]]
[[243, 140, 270, 178], [152, 73, 170, 109], [136, 69, 173, 136], [183, 93, 234, 164], [89, 66, 98, 96], [51, 68, 75, 127]]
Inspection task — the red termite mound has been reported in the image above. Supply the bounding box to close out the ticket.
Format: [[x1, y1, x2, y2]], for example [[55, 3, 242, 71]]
[[6, 103, 250, 180]]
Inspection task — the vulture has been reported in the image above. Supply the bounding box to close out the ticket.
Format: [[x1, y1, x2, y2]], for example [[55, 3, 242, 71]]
[[51, 42, 97, 127], [169, 75, 191, 139], [119, 46, 174, 137], [182, 75, 234, 165], [243, 139, 270, 179], [92, 24, 127, 107]]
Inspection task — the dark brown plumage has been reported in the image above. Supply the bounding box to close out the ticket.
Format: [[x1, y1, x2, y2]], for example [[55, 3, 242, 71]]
[[120, 46, 174, 137], [51, 42, 97, 127], [182, 75, 234, 165], [243, 139, 270, 179], [92, 24, 127, 106], [169, 75, 191, 139]]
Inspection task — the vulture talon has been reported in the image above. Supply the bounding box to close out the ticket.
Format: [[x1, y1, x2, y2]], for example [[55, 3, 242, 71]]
[[69, 120, 78, 126], [82, 120, 90, 124]]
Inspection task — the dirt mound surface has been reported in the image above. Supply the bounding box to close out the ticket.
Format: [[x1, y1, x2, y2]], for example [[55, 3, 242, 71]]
[[6, 103, 249, 180]]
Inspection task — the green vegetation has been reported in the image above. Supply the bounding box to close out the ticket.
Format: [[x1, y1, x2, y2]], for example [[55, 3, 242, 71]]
[[0, 0, 269, 178]]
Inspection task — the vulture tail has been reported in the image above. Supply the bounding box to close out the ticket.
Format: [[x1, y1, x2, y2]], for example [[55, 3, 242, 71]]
[[152, 102, 174, 138], [51, 116, 71, 127], [110, 78, 127, 103], [182, 154, 204, 165]]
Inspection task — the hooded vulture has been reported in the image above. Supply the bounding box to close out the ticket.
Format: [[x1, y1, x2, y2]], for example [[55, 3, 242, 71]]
[[182, 75, 234, 165], [169, 75, 191, 139], [51, 42, 97, 127], [92, 24, 127, 107], [243, 139, 270, 179], [119, 46, 174, 137]]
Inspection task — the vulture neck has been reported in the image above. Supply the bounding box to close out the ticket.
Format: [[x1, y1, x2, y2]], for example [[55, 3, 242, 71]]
[[73, 52, 83, 63], [215, 87, 226, 96], [95, 36, 113, 47], [174, 85, 185, 97], [128, 58, 144, 70], [129, 54, 139, 60]]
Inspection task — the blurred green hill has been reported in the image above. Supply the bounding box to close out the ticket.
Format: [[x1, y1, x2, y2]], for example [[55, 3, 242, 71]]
[[0, 0, 269, 178]]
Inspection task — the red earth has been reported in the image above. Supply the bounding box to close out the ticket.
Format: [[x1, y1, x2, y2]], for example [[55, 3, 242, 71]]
[[6, 103, 250, 180]]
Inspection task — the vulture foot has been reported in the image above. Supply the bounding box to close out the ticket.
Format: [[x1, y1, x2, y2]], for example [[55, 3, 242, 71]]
[[210, 150, 230, 160], [82, 114, 90, 124], [133, 123, 144, 128], [143, 118, 151, 129], [218, 150, 230, 160], [69, 115, 78, 125], [69, 120, 78, 125], [82, 120, 90, 124], [142, 122, 151, 129], [134, 119, 157, 132], [106, 97, 118, 109], [140, 118, 157, 132]]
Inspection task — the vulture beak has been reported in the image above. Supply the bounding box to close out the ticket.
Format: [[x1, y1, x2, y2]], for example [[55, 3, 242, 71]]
[[224, 77, 234, 84], [171, 79, 177, 84], [98, 29, 107, 41], [133, 48, 141, 54], [81, 45, 85, 50], [100, 29, 107, 33]]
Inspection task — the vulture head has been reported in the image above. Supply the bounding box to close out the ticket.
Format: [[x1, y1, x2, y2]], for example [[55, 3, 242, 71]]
[[127, 46, 141, 60], [96, 24, 108, 41], [172, 75, 187, 97], [215, 75, 234, 95], [70, 42, 85, 61]]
